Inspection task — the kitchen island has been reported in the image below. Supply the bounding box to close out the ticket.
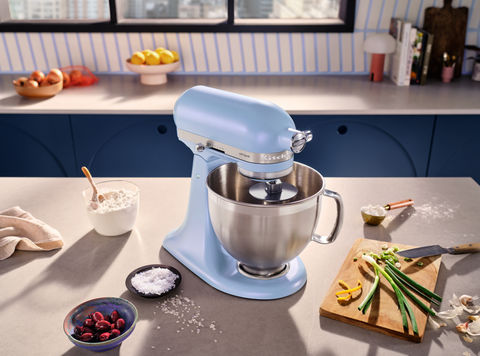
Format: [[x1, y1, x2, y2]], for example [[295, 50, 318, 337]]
[[0, 176, 479, 356]]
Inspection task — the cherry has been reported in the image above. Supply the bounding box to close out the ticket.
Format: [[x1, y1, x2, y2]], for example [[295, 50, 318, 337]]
[[92, 312, 104, 323], [83, 327, 95, 334], [110, 310, 120, 323], [115, 318, 125, 331], [83, 318, 95, 328], [74, 326, 84, 336], [80, 333, 94, 342], [95, 320, 111, 333], [99, 332, 110, 342]]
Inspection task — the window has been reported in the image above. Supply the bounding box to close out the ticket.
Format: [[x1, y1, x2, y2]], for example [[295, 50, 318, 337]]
[[0, 0, 356, 32], [7, 0, 110, 20]]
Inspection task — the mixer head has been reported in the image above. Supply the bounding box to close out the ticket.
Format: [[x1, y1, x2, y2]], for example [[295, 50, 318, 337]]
[[173, 86, 313, 181]]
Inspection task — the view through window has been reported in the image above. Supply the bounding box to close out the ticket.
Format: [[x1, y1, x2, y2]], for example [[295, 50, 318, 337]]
[[7, 0, 110, 20], [121, 0, 340, 20], [6, 0, 341, 22], [235, 0, 340, 19]]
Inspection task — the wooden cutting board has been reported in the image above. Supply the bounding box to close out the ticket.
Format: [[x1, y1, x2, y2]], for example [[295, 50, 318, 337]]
[[319, 238, 442, 343], [423, 0, 468, 78]]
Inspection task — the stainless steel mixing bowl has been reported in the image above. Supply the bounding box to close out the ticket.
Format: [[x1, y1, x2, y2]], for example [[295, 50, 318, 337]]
[[206, 162, 344, 277]]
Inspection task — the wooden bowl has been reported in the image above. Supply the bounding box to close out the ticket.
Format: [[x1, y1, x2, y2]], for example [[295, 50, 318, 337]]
[[125, 59, 180, 85], [14, 81, 63, 98]]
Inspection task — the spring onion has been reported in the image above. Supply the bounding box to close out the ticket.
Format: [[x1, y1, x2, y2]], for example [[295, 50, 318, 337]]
[[385, 266, 436, 316], [384, 265, 440, 306], [362, 255, 418, 334], [385, 260, 442, 302], [358, 268, 379, 314]]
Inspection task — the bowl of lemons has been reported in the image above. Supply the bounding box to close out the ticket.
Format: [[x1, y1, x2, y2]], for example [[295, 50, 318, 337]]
[[126, 48, 180, 85]]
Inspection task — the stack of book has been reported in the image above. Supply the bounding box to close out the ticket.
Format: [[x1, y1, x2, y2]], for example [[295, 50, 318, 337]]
[[387, 18, 434, 86]]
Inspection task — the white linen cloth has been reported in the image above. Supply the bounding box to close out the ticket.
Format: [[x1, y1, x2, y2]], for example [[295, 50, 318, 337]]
[[0, 206, 64, 261]]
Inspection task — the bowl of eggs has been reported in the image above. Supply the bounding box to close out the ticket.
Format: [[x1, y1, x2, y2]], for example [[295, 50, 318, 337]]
[[126, 47, 180, 85], [13, 69, 66, 98]]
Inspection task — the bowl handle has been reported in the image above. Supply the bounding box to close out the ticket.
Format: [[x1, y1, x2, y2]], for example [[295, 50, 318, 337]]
[[311, 189, 344, 244]]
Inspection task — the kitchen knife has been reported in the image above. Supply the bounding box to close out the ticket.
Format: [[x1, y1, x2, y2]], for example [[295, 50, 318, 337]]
[[396, 242, 480, 258]]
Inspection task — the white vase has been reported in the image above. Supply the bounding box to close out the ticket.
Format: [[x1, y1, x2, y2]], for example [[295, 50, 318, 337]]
[[472, 62, 480, 82]]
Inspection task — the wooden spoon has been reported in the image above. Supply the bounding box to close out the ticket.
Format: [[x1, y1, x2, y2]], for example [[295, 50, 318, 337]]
[[81, 166, 106, 203]]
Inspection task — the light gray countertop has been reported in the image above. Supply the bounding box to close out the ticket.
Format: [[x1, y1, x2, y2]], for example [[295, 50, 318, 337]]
[[0, 176, 479, 355], [1, 74, 480, 115]]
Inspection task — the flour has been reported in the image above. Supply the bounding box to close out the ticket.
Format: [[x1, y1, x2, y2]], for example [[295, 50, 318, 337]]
[[90, 188, 137, 214], [361, 204, 386, 217], [86, 188, 139, 236], [400, 199, 458, 222]]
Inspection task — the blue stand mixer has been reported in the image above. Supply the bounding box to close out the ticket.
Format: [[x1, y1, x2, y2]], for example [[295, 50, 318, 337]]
[[163, 86, 344, 300]]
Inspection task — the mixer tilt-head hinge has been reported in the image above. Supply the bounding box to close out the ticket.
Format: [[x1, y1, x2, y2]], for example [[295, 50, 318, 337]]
[[290, 129, 313, 154]]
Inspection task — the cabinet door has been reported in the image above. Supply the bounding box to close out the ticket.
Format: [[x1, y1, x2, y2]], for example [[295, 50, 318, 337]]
[[0, 114, 76, 177], [428, 115, 480, 183], [292, 115, 435, 177], [71, 115, 192, 177]]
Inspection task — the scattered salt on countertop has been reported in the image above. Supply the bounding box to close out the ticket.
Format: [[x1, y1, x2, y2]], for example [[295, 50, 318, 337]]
[[361, 204, 386, 217], [131, 267, 178, 295]]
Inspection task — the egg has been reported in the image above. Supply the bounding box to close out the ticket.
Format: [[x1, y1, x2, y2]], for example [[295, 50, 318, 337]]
[[47, 69, 63, 84], [30, 70, 45, 83], [25, 79, 39, 88]]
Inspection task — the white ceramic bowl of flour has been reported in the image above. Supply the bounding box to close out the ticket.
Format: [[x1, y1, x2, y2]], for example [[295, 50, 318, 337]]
[[83, 180, 139, 236]]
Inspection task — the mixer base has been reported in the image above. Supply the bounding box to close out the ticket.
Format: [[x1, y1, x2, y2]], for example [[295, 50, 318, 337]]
[[237, 263, 290, 280], [164, 234, 307, 300]]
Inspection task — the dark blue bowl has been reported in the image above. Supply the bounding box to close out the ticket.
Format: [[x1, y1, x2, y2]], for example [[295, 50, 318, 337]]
[[63, 297, 138, 352]]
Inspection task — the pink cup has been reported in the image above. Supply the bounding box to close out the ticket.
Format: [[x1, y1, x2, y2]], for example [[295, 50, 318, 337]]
[[441, 66, 455, 83]]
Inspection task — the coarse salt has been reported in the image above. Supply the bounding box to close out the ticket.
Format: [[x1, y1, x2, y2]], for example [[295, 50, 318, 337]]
[[131, 267, 179, 295]]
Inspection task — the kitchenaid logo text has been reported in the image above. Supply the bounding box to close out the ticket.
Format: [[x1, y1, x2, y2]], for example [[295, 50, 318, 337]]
[[260, 152, 293, 162]]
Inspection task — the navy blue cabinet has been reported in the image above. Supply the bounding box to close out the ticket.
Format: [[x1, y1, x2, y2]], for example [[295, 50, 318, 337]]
[[428, 115, 480, 183], [0, 114, 76, 177], [71, 115, 193, 177], [4, 113, 477, 181], [292, 115, 435, 177]]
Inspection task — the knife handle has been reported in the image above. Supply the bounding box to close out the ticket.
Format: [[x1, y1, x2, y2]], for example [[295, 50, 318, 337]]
[[384, 199, 414, 210], [451, 242, 480, 254]]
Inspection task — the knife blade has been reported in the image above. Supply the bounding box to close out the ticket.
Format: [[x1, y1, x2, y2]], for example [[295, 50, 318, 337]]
[[396, 242, 480, 259]]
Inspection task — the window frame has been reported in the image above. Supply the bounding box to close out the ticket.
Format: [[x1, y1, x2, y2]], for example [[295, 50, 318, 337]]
[[0, 0, 356, 33]]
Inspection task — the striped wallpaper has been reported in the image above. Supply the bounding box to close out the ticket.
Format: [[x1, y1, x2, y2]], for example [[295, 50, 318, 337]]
[[1, 0, 480, 75]]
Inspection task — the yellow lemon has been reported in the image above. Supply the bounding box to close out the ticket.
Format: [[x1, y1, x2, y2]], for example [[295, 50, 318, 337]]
[[145, 51, 161, 65], [160, 50, 174, 64], [171, 50, 180, 62], [131, 52, 146, 65], [142, 49, 152, 57], [154, 48, 165, 57]]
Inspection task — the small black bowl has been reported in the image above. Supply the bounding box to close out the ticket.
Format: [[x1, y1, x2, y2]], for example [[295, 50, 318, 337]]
[[125, 264, 182, 298]]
